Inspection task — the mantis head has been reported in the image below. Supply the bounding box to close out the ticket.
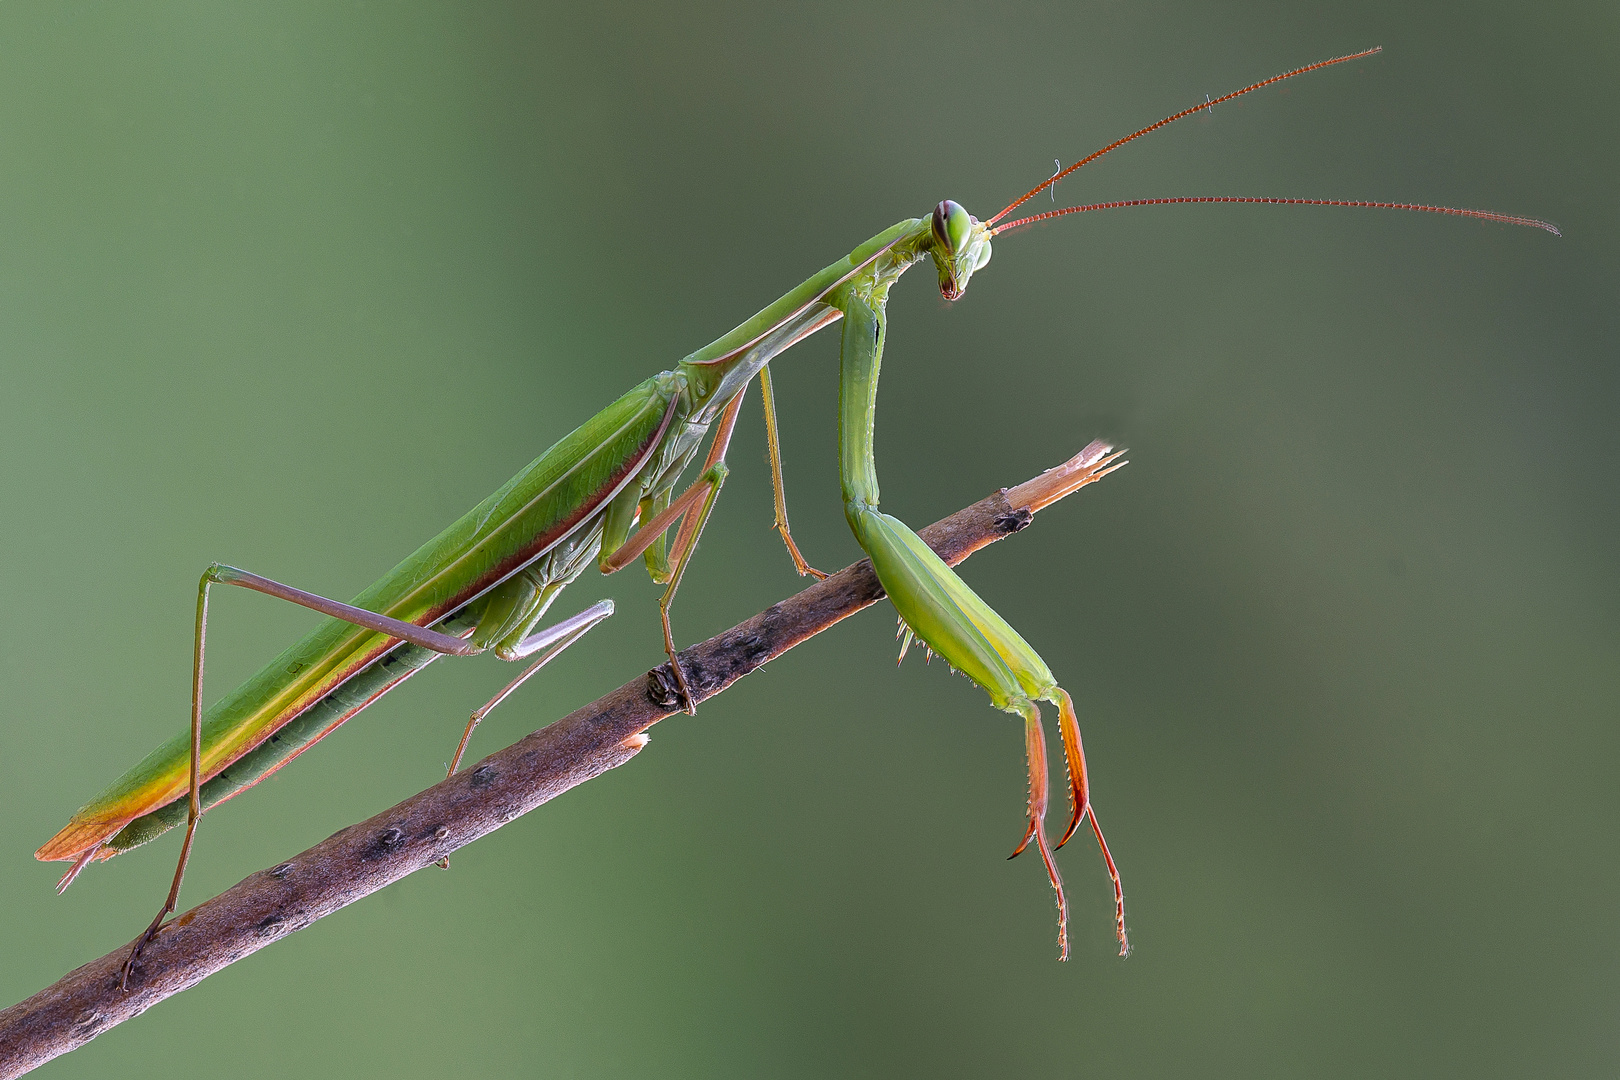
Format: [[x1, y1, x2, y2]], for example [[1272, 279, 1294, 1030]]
[[929, 200, 992, 301]]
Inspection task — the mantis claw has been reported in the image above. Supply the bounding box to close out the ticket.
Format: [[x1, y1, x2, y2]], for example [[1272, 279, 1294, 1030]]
[[120, 910, 168, 991], [667, 653, 698, 715], [1055, 689, 1088, 850], [1053, 688, 1127, 954], [1008, 818, 1037, 860], [1017, 704, 1069, 959]]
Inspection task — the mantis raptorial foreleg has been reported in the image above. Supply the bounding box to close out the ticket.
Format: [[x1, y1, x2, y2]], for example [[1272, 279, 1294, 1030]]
[[1008, 703, 1066, 953], [832, 282, 1127, 958]]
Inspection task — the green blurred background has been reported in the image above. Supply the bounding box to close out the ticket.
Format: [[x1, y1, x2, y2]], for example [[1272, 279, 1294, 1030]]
[[0, 3, 1613, 1077]]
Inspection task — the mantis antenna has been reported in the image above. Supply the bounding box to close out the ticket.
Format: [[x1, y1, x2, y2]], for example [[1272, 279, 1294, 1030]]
[[987, 47, 1560, 237], [993, 196, 1561, 236], [990, 47, 1385, 224]]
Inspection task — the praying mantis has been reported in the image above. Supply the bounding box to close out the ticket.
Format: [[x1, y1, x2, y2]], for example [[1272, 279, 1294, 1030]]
[[32, 48, 1557, 985]]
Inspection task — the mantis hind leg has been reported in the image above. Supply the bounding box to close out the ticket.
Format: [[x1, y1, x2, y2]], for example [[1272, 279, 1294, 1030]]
[[445, 599, 615, 780], [119, 564, 481, 990], [434, 597, 614, 870]]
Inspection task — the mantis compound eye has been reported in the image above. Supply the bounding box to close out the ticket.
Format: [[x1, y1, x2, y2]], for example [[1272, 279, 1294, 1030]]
[[932, 199, 985, 301], [932, 199, 973, 255]]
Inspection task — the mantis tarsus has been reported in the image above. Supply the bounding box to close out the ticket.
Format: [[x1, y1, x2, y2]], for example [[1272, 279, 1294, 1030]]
[[34, 48, 1556, 982]]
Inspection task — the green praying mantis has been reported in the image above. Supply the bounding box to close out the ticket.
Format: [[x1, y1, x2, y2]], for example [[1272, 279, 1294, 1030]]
[[34, 48, 1557, 984]]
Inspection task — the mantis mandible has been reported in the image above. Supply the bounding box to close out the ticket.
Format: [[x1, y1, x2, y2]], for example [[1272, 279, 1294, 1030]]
[[34, 48, 1557, 983]]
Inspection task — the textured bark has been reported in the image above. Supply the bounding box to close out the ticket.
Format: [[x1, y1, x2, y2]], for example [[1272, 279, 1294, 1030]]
[[0, 444, 1120, 1078]]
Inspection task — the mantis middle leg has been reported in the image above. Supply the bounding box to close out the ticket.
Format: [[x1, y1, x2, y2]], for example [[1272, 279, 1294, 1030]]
[[759, 363, 827, 580], [599, 387, 747, 713]]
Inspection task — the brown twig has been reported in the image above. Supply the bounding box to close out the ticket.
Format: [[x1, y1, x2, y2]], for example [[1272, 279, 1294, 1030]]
[[0, 441, 1124, 1079]]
